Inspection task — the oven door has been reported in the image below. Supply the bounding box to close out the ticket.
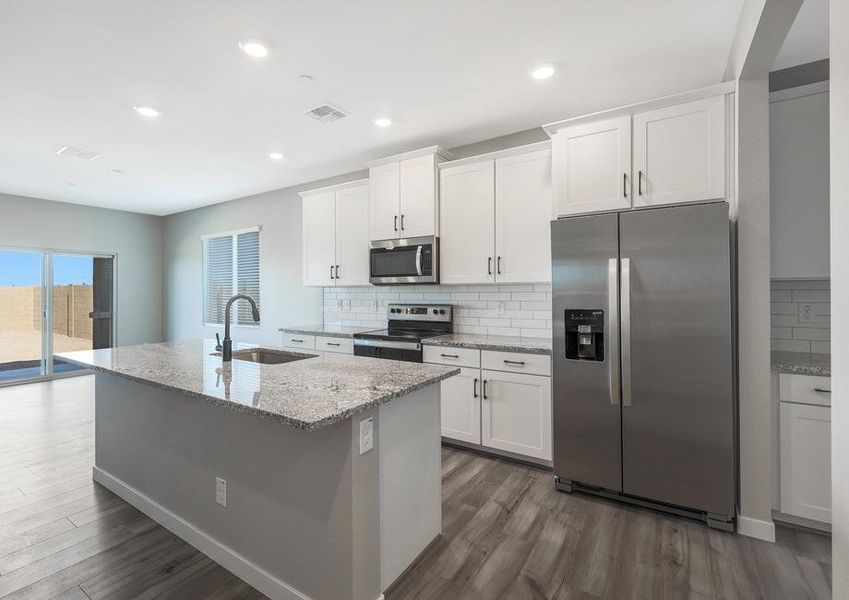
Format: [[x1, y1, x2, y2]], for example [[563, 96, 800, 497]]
[[369, 236, 438, 285], [353, 339, 423, 362]]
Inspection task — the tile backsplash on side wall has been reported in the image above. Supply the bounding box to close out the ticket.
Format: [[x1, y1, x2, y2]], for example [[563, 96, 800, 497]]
[[323, 284, 553, 338], [771, 279, 830, 355]]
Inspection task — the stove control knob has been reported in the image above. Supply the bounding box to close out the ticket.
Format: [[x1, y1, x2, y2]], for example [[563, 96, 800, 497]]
[[432, 309, 438, 314], [439, 309, 446, 315]]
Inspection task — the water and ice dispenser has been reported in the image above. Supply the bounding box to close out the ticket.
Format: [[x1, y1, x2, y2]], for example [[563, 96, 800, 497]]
[[564, 309, 605, 362]]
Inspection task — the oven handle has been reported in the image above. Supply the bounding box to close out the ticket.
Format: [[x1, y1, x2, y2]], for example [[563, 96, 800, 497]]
[[353, 338, 422, 351], [415, 245, 423, 276]]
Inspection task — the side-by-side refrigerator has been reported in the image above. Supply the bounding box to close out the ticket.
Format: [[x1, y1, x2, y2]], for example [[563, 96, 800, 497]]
[[551, 201, 736, 530]]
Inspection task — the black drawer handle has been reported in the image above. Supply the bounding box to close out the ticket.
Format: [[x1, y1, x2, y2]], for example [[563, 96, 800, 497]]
[[482, 380, 488, 399], [473, 378, 478, 398], [291, 339, 304, 343], [503, 360, 525, 366], [441, 353, 460, 359], [327, 342, 341, 347], [814, 388, 831, 394]]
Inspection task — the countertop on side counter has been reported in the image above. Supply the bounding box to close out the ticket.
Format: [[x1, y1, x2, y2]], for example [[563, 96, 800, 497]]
[[771, 351, 831, 377], [424, 333, 552, 355], [278, 325, 377, 338], [57, 340, 458, 431]]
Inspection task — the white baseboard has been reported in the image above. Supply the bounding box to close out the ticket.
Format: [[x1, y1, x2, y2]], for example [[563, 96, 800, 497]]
[[736, 513, 776, 542], [93, 467, 311, 600]]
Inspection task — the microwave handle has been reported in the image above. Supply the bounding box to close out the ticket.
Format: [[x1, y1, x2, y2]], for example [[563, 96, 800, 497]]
[[415, 245, 423, 276]]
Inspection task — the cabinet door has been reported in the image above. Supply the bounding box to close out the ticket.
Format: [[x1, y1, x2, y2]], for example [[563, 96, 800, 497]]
[[770, 89, 830, 279], [553, 116, 631, 216], [399, 154, 438, 237], [633, 96, 726, 208], [302, 191, 336, 286], [439, 367, 481, 444], [369, 162, 400, 241], [439, 160, 495, 284], [481, 370, 552, 460], [495, 148, 553, 283], [780, 402, 831, 523], [335, 184, 370, 286]]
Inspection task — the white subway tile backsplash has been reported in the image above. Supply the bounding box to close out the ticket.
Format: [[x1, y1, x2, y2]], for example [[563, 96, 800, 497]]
[[770, 279, 830, 355], [322, 283, 553, 337]]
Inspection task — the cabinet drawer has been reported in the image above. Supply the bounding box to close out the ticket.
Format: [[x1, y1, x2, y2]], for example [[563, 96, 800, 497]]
[[282, 333, 316, 350], [423, 345, 480, 368], [482, 350, 550, 376], [316, 336, 353, 354], [779, 373, 831, 407]]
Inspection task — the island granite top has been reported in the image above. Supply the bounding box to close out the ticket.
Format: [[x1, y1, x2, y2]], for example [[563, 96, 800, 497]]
[[278, 325, 378, 339], [57, 340, 458, 431], [771, 351, 831, 377], [423, 333, 552, 355]]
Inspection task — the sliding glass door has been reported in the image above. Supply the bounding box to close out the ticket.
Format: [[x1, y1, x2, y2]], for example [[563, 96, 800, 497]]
[[0, 249, 114, 384]]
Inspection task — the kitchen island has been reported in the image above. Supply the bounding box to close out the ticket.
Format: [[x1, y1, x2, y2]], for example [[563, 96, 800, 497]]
[[58, 340, 459, 600]]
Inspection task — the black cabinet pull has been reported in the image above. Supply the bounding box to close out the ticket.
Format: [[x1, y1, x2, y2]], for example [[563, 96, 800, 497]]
[[497, 256, 502, 275], [291, 339, 304, 343], [394, 215, 398, 231], [487, 257, 492, 275], [623, 173, 627, 198], [503, 359, 525, 366], [814, 388, 831, 394], [335, 265, 340, 279], [327, 342, 340, 347], [473, 378, 479, 398], [482, 380, 488, 400], [329, 265, 335, 279], [638, 170, 643, 196], [400, 214, 405, 230], [441, 353, 459, 359]]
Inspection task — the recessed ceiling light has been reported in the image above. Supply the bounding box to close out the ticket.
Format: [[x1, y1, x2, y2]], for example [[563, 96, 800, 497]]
[[239, 39, 269, 58], [133, 105, 160, 118], [530, 65, 555, 80], [373, 117, 392, 128], [110, 168, 124, 175], [268, 152, 284, 160]]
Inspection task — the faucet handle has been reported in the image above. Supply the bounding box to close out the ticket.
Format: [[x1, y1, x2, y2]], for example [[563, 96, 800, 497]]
[[215, 332, 222, 352]]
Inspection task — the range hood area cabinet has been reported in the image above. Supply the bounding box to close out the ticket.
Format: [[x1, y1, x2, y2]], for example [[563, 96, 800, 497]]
[[438, 143, 553, 284], [301, 180, 369, 287], [366, 146, 454, 242], [546, 91, 731, 217]]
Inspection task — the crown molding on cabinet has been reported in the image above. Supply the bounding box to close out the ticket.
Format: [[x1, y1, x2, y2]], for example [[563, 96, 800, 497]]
[[437, 140, 551, 170], [364, 145, 455, 168]]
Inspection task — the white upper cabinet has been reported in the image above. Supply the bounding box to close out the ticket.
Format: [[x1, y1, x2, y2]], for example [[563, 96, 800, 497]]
[[366, 147, 451, 241], [302, 190, 336, 287], [439, 143, 553, 285], [770, 84, 830, 279], [632, 96, 726, 208], [495, 148, 552, 283], [440, 160, 496, 284], [334, 184, 370, 286], [301, 180, 369, 287], [368, 162, 401, 242], [552, 116, 631, 217]]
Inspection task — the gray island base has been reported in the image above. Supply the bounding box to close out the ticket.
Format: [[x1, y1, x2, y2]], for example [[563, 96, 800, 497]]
[[59, 340, 459, 600]]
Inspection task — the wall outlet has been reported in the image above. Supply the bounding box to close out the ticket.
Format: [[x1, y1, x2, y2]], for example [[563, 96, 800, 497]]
[[799, 303, 813, 323], [346, 299, 352, 312], [359, 417, 374, 455], [216, 477, 227, 507], [496, 301, 506, 316], [369, 299, 378, 312], [337, 299, 344, 311]]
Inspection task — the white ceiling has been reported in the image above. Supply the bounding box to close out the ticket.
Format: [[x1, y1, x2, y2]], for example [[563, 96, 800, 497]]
[[773, 0, 829, 70], [0, 0, 748, 216]]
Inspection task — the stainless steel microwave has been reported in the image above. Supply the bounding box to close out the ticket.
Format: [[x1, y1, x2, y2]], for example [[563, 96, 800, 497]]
[[369, 236, 439, 285]]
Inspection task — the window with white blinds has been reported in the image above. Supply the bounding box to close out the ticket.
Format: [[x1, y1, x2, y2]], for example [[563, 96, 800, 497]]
[[202, 228, 260, 326]]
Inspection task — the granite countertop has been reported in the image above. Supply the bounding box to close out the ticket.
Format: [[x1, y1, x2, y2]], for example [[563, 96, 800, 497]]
[[278, 325, 377, 339], [57, 340, 458, 431], [423, 333, 552, 355], [771, 351, 831, 377]]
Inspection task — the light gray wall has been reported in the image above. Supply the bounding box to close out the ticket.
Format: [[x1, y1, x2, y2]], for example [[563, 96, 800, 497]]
[[0, 192, 163, 346], [162, 171, 366, 345], [830, 0, 848, 594]]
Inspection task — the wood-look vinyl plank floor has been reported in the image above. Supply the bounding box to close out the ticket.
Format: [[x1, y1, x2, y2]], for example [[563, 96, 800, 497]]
[[0, 376, 832, 600]]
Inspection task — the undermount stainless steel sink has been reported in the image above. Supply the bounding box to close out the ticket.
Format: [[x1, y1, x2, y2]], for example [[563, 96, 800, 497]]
[[220, 348, 317, 365]]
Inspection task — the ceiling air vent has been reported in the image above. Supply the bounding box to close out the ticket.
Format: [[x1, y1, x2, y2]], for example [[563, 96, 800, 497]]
[[305, 103, 348, 124], [55, 145, 101, 161]]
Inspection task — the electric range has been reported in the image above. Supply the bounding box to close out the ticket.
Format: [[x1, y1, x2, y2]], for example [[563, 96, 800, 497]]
[[353, 304, 453, 362]]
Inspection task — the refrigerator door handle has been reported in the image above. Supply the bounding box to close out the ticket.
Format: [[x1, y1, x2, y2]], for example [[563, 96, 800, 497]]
[[607, 258, 620, 406], [621, 257, 632, 407]]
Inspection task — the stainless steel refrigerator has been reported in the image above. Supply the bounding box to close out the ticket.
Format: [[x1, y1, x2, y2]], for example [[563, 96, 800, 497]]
[[551, 202, 736, 530]]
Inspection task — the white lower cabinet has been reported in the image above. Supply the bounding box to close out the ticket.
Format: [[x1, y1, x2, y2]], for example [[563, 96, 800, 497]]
[[779, 373, 832, 524], [428, 347, 552, 462], [481, 369, 552, 461], [440, 367, 481, 444]]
